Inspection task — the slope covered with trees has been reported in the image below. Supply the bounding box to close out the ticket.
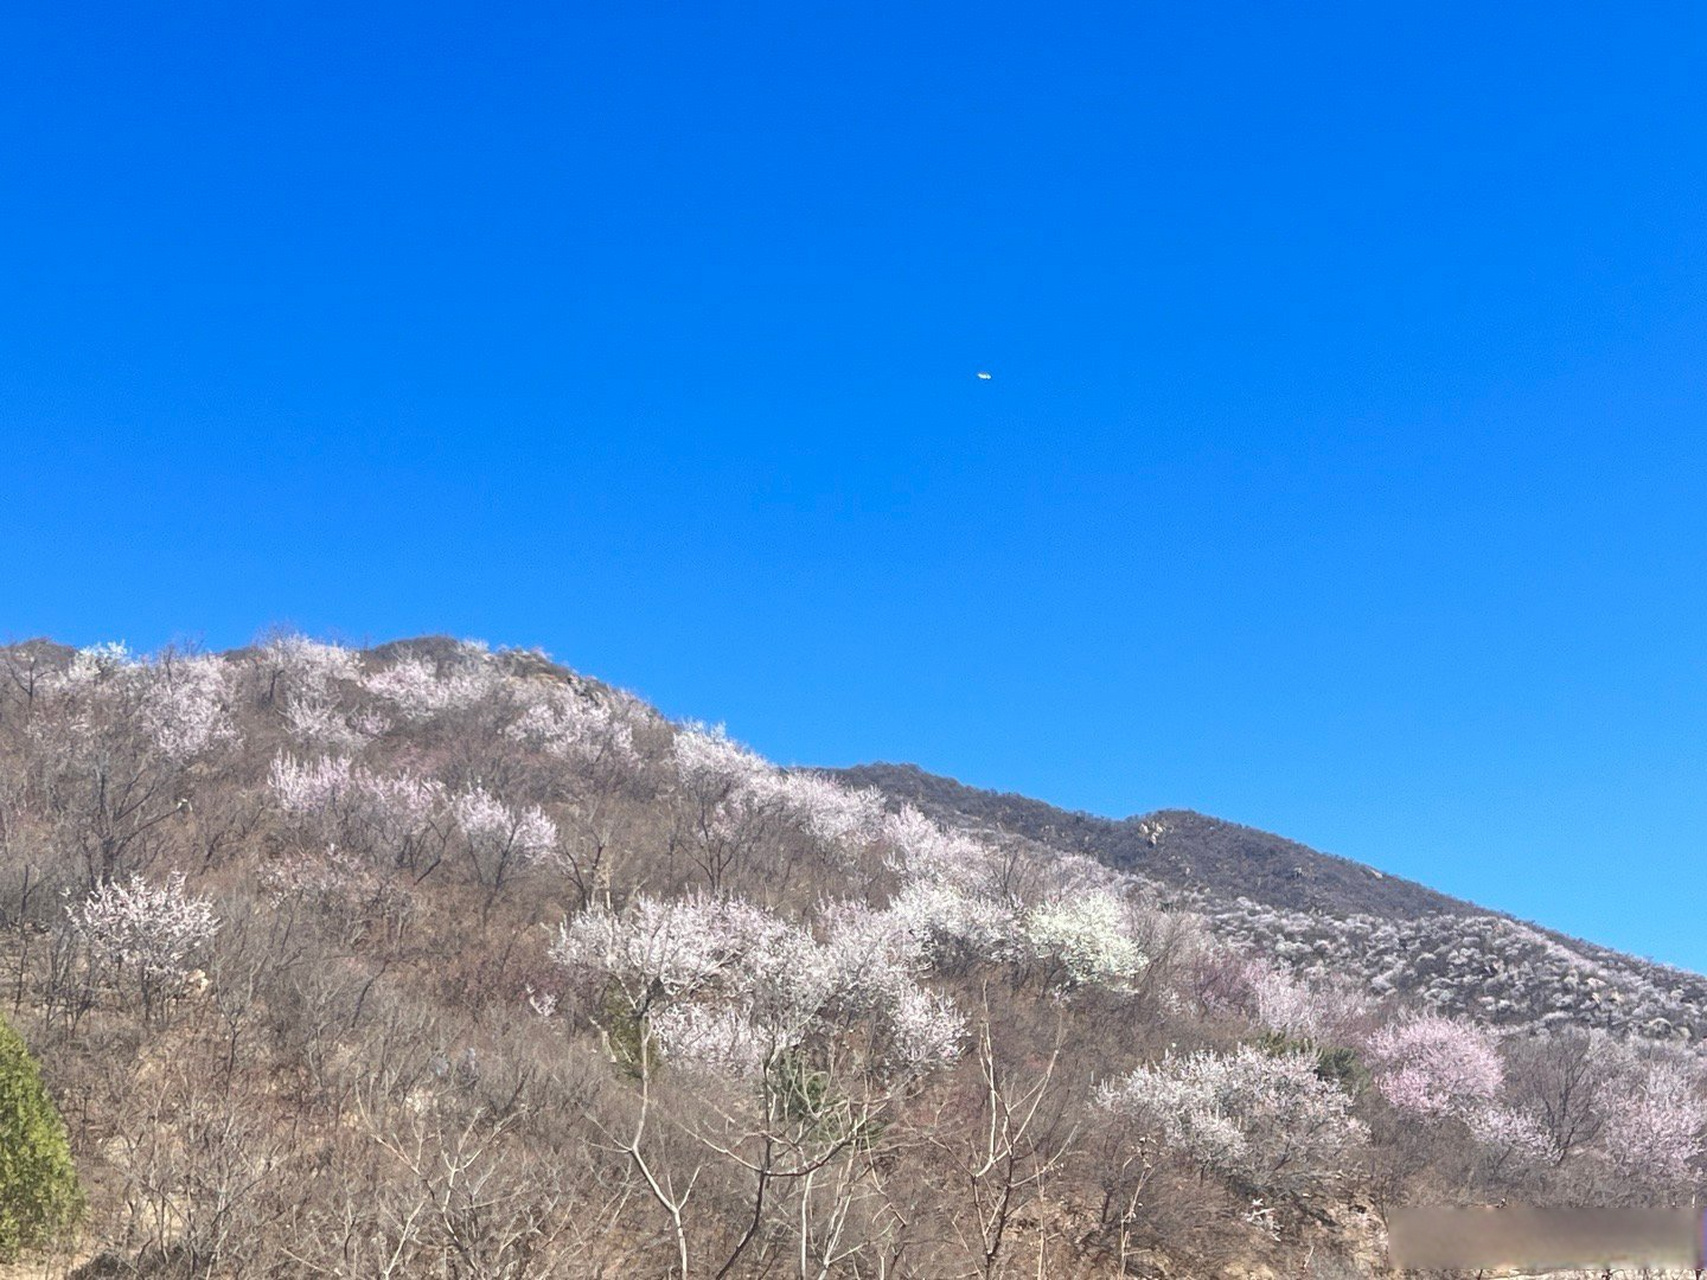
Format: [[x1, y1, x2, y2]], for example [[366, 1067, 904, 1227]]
[[0, 636, 1701, 1277], [833, 762, 1707, 1041]]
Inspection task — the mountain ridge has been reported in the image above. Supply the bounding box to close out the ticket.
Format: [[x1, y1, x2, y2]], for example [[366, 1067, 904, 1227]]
[[828, 761, 1490, 921], [826, 759, 1707, 1040]]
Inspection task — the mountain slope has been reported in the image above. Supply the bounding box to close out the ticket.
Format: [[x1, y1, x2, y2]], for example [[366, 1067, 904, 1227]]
[[828, 762, 1478, 919], [829, 761, 1707, 1041]]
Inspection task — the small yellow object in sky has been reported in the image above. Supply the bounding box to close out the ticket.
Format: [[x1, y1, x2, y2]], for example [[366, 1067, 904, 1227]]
[[975, 370, 992, 380]]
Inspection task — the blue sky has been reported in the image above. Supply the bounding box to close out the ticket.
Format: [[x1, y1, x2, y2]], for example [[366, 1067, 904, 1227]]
[[4, 3, 1706, 967]]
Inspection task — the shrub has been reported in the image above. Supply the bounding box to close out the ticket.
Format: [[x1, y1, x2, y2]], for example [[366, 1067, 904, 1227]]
[[0, 1015, 82, 1260]]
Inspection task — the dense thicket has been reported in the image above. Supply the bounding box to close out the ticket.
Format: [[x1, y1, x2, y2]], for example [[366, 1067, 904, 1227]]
[[0, 635, 1701, 1277]]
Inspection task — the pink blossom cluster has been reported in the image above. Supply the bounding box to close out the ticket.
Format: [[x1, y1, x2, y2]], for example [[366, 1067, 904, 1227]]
[[1600, 1055, 1707, 1184], [1242, 960, 1370, 1047], [68, 871, 219, 978], [1366, 1013, 1503, 1119]]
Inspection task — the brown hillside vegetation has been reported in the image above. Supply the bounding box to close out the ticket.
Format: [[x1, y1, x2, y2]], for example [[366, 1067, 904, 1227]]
[[0, 636, 1701, 1277]]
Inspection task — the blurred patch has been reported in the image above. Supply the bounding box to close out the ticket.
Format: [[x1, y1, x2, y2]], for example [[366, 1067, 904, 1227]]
[[1387, 1206, 1699, 1271]]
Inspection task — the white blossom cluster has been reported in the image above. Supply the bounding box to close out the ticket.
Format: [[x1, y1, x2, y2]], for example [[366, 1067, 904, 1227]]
[[672, 723, 772, 797], [671, 724, 892, 866], [1096, 1044, 1366, 1198], [552, 893, 962, 1079], [269, 753, 445, 856], [265, 635, 362, 688], [1463, 1103, 1555, 1166], [451, 786, 560, 870], [765, 771, 888, 849], [138, 655, 239, 762], [505, 686, 641, 773], [68, 871, 219, 979], [62, 641, 136, 686], [1022, 891, 1148, 988], [881, 805, 1006, 893], [264, 635, 373, 750], [363, 651, 502, 724], [877, 807, 1021, 961], [43, 645, 239, 763], [554, 893, 766, 1007], [876, 806, 1152, 990]]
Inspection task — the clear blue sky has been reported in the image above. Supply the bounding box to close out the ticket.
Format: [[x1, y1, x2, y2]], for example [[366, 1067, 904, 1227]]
[[5, 4, 1705, 967]]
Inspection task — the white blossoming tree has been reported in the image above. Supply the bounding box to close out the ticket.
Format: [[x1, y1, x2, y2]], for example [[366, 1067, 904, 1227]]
[[451, 786, 559, 905], [260, 635, 370, 751], [1097, 1044, 1366, 1200], [1022, 890, 1147, 989], [67, 871, 219, 1022], [668, 724, 783, 892], [31, 645, 224, 885], [551, 890, 964, 1277], [269, 753, 448, 874]]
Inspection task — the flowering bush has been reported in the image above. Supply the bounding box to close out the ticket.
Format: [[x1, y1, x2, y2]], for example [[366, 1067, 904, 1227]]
[[263, 635, 369, 750], [506, 688, 640, 774], [672, 723, 772, 798], [270, 754, 447, 869], [139, 655, 237, 762], [552, 893, 963, 1080], [1465, 1103, 1555, 1166], [364, 653, 500, 723], [1022, 890, 1147, 988], [881, 805, 1006, 897], [1097, 1044, 1365, 1198], [1366, 1013, 1503, 1119], [767, 772, 887, 850], [1600, 1056, 1707, 1185], [452, 786, 560, 884], [1243, 960, 1369, 1047], [68, 872, 218, 981]]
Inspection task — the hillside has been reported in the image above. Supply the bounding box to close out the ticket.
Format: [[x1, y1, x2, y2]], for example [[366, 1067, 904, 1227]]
[[0, 636, 1703, 1278], [832, 763, 1707, 1041], [828, 763, 1478, 919]]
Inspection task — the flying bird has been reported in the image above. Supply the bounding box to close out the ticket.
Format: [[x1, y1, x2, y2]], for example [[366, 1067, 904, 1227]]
[[975, 370, 992, 380]]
